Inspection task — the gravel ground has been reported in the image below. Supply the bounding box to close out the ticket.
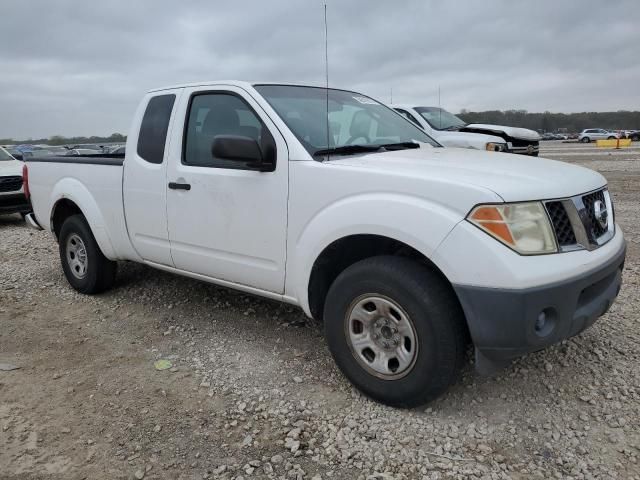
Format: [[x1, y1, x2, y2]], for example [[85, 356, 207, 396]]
[[1, 141, 639, 480]]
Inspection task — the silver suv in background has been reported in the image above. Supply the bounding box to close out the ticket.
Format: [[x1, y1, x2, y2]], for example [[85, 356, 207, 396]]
[[579, 129, 620, 143]]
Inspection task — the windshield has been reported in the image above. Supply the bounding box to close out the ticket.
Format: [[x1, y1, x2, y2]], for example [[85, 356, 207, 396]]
[[0, 147, 15, 161], [254, 85, 439, 157], [415, 107, 466, 131]]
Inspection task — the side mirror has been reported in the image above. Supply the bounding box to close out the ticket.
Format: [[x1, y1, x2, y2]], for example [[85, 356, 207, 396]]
[[211, 135, 274, 172]]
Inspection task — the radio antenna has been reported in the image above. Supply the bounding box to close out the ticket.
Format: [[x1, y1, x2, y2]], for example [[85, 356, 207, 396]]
[[438, 85, 442, 129], [324, 4, 330, 160]]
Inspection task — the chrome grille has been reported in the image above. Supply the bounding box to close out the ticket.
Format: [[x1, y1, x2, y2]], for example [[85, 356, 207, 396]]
[[544, 188, 614, 252], [545, 201, 576, 246], [582, 190, 608, 238], [0, 176, 22, 193]]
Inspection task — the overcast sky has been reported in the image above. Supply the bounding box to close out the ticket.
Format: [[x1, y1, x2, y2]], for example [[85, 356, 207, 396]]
[[1, 0, 639, 139]]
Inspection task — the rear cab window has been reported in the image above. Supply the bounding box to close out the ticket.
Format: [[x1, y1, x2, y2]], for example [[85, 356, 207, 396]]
[[137, 94, 176, 164]]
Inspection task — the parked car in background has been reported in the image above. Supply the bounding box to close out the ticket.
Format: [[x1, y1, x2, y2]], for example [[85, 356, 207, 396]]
[[392, 105, 541, 156], [0, 146, 30, 216], [5, 147, 23, 160], [68, 143, 103, 151], [24, 81, 625, 406], [109, 145, 126, 155], [65, 148, 102, 156], [579, 129, 619, 143], [626, 130, 640, 141]]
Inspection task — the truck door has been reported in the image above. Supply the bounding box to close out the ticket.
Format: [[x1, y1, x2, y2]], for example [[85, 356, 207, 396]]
[[123, 90, 181, 266], [165, 87, 289, 293]]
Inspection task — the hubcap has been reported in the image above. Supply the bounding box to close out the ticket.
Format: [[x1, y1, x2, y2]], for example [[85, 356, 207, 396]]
[[66, 234, 88, 279], [345, 295, 418, 379]]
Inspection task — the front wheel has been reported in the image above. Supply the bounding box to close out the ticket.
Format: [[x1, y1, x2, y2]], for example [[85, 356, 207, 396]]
[[323, 256, 467, 407], [59, 214, 117, 294]]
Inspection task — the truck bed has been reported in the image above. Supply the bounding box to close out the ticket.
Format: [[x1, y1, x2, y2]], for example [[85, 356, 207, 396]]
[[26, 153, 137, 262]]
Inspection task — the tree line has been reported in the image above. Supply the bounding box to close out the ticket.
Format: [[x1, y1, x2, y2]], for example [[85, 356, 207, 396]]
[[0, 133, 126, 145], [2, 111, 640, 144], [456, 110, 640, 133]]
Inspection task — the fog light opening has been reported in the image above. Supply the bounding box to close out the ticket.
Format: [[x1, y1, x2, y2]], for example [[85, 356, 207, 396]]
[[535, 308, 556, 337]]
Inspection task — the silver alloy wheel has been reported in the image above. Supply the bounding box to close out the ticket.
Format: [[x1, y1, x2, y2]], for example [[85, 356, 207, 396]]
[[345, 295, 418, 380], [66, 233, 88, 279]]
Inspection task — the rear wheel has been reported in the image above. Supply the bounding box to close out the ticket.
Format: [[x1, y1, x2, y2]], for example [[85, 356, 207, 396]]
[[59, 214, 117, 294], [607, 136, 616, 140], [323, 256, 466, 407], [581, 137, 590, 143]]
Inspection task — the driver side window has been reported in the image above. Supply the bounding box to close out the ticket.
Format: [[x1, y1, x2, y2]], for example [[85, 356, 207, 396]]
[[183, 93, 274, 169]]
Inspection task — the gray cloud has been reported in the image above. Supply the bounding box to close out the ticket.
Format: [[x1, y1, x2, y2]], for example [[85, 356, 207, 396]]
[[1, 0, 639, 139]]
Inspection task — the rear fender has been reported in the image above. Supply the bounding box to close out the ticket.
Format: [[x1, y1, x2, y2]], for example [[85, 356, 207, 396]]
[[50, 178, 117, 259]]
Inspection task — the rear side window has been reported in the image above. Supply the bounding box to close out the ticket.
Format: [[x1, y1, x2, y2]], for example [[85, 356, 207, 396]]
[[137, 94, 176, 164]]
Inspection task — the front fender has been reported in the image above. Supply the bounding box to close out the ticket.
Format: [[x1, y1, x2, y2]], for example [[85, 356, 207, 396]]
[[289, 192, 464, 315], [50, 178, 117, 259]]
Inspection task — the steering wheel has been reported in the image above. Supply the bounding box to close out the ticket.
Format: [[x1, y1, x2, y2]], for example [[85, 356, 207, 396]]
[[346, 135, 371, 145]]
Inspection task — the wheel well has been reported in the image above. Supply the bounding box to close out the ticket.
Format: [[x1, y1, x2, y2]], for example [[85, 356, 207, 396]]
[[51, 199, 82, 240], [307, 234, 451, 321]]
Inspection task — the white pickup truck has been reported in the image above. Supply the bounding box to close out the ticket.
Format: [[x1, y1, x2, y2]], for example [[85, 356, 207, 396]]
[[25, 81, 626, 407], [0, 146, 30, 216], [392, 105, 541, 156]]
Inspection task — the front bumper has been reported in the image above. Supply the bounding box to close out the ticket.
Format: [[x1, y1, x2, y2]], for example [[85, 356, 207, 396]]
[[454, 239, 626, 371], [507, 142, 540, 156], [0, 193, 31, 215]]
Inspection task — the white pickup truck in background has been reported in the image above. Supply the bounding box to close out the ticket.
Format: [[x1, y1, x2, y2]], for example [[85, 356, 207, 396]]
[[24, 81, 625, 407], [392, 105, 541, 155], [0, 146, 30, 216]]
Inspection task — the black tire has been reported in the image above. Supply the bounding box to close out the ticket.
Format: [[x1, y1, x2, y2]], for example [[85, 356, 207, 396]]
[[58, 214, 117, 294], [631, 135, 639, 142], [323, 256, 467, 407], [581, 137, 590, 143], [531, 152, 539, 157], [607, 136, 616, 140]]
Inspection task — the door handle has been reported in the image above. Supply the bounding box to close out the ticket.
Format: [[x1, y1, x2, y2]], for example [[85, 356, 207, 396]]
[[168, 182, 191, 191]]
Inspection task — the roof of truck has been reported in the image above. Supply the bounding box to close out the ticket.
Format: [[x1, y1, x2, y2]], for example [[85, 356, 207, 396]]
[[148, 80, 331, 93]]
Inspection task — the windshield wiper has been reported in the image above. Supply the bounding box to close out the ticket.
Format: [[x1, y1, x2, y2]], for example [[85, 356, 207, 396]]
[[313, 144, 384, 157], [314, 142, 420, 158], [379, 141, 420, 150]]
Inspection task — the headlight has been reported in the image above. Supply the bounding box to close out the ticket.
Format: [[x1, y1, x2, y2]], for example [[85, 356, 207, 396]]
[[486, 142, 507, 152], [467, 202, 558, 255]]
